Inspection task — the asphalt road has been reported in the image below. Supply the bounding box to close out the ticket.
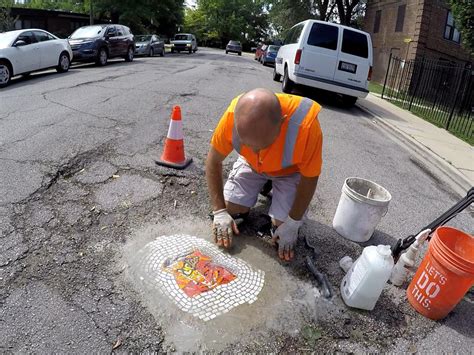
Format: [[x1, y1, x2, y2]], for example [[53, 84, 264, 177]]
[[0, 48, 472, 352]]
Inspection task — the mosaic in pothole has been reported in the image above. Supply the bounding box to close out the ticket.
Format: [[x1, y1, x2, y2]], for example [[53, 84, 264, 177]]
[[137, 234, 265, 321]]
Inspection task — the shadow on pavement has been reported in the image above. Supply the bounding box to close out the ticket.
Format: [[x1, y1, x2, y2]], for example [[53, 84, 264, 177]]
[[2, 70, 77, 91]]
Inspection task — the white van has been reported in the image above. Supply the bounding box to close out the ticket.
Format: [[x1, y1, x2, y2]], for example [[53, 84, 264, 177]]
[[273, 20, 373, 105]]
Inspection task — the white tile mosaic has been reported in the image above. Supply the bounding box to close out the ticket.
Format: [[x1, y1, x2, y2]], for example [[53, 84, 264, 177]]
[[136, 234, 265, 321]]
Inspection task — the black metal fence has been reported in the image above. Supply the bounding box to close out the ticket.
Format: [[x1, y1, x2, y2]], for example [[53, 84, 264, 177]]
[[382, 55, 473, 143]]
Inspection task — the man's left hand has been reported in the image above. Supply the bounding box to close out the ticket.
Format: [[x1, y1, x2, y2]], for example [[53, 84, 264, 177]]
[[272, 216, 303, 261]]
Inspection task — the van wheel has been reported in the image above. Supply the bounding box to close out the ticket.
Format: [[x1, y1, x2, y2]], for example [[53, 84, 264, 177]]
[[282, 66, 294, 93], [342, 95, 358, 107], [56, 52, 70, 73], [273, 66, 281, 82]]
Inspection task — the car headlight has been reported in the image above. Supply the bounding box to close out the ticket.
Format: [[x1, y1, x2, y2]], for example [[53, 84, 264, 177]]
[[171, 43, 175, 46], [186, 43, 191, 47]]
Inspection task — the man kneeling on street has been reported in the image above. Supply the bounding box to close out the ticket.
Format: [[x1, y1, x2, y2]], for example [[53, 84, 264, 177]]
[[206, 88, 323, 261]]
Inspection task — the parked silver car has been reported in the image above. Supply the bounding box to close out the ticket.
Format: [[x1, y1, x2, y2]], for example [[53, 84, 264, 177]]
[[135, 34, 165, 57], [226, 40, 242, 56]]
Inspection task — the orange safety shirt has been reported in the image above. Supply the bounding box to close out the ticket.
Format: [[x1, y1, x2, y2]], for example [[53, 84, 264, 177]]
[[211, 93, 323, 177]]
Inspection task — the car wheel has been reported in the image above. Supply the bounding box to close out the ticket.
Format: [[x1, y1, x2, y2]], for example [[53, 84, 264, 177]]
[[282, 66, 294, 93], [238, 52, 241, 56], [188, 48, 192, 54], [342, 95, 358, 107], [226, 51, 228, 54], [0, 61, 11, 88], [56, 52, 70, 73], [96, 48, 108, 66], [273, 66, 281, 82], [160, 48, 165, 57], [149, 48, 154, 57], [125, 46, 134, 62], [171, 49, 174, 53]]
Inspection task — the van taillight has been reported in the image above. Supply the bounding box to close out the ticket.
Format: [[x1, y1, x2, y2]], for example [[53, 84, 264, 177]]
[[294, 49, 302, 65], [368, 66, 373, 81]]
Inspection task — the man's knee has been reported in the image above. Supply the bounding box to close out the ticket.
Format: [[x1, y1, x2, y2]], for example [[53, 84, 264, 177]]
[[225, 201, 250, 215]]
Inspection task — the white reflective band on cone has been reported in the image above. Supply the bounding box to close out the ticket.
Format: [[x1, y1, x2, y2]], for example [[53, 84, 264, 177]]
[[167, 120, 184, 140]]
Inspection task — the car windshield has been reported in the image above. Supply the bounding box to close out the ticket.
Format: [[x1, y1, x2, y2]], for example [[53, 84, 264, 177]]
[[229, 41, 240, 45], [268, 45, 280, 53], [70, 26, 104, 39], [0, 31, 17, 48], [136, 35, 152, 42], [174, 34, 190, 40]]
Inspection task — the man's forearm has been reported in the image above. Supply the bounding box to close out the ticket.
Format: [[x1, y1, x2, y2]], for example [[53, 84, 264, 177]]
[[205, 154, 226, 211], [288, 176, 319, 221]]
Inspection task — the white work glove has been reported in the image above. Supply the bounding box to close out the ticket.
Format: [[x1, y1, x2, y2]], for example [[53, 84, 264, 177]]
[[212, 209, 239, 248], [272, 216, 303, 261]]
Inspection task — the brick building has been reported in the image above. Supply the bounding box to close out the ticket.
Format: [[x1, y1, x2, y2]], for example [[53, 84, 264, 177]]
[[364, 0, 472, 83]]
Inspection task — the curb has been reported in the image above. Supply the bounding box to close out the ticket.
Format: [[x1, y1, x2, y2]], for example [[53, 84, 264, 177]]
[[356, 102, 472, 197]]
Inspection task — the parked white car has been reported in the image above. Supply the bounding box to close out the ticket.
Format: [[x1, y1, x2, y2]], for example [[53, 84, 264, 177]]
[[0, 29, 73, 88], [274, 20, 373, 106]]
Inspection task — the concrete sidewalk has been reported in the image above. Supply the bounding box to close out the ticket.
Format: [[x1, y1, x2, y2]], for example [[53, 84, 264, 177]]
[[357, 94, 473, 195]]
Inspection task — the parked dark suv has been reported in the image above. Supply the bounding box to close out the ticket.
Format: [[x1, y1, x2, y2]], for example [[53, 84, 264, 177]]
[[68, 24, 135, 66]]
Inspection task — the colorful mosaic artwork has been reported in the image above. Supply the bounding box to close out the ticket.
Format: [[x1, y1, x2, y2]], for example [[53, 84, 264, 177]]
[[163, 250, 237, 297], [137, 234, 265, 321]]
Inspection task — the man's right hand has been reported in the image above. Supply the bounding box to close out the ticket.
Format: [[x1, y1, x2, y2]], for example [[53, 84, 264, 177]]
[[212, 209, 239, 248]]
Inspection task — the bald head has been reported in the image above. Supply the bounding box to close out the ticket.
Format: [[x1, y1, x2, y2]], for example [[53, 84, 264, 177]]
[[234, 88, 282, 152]]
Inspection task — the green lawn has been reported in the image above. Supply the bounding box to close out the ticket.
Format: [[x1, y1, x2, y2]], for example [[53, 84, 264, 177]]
[[368, 82, 384, 95]]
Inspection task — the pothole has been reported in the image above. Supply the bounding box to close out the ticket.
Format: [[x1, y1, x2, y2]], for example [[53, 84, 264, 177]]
[[123, 218, 334, 351]]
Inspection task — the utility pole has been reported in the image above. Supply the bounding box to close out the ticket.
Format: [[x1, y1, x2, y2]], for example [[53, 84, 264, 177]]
[[89, 0, 93, 25]]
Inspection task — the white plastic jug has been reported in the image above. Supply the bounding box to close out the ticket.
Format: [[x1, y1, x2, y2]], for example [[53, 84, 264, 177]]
[[341, 245, 394, 311]]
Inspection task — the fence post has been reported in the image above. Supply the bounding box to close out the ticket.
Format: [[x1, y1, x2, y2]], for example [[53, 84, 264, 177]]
[[381, 53, 392, 99], [446, 69, 464, 131], [408, 59, 425, 111]]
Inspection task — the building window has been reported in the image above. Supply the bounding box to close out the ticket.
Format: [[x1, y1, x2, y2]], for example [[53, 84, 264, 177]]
[[395, 5, 406, 32], [374, 10, 381, 33], [444, 11, 461, 43]]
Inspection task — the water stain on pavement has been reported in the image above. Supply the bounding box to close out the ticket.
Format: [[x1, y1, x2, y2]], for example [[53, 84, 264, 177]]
[[122, 218, 333, 351]]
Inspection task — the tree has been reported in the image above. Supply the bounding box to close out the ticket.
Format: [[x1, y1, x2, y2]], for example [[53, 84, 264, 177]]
[[447, 0, 474, 55], [268, 0, 364, 35], [186, 0, 269, 48], [0, 0, 16, 32], [335, 0, 362, 26]]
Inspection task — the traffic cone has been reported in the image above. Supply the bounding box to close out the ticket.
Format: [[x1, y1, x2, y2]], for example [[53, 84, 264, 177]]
[[156, 106, 193, 170]]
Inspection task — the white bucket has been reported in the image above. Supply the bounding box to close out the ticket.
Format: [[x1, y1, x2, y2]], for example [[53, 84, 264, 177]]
[[333, 177, 392, 242]]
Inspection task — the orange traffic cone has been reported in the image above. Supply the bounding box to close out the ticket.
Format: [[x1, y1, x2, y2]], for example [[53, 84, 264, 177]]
[[156, 106, 193, 170]]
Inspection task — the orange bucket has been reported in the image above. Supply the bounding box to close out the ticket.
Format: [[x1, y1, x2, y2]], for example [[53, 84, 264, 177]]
[[407, 226, 474, 320]]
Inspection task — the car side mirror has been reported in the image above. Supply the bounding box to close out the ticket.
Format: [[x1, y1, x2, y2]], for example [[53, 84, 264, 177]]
[[13, 40, 27, 47]]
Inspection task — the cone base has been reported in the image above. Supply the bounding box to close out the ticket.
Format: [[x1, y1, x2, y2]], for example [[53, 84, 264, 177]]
[[155, 157, 193, 170]]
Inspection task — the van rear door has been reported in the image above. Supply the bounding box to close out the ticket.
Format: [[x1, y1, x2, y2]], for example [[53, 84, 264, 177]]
[[298, 22, 339, 81], [333, 29, 371, 91]]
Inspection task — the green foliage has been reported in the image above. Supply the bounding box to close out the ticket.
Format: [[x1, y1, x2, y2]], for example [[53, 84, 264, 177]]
[[15, 0, 184, 37], [185, 0, 269, 48], [269, 0, 365, 36], [447, 0, 474, 55], [0, 0, 16, 32]]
